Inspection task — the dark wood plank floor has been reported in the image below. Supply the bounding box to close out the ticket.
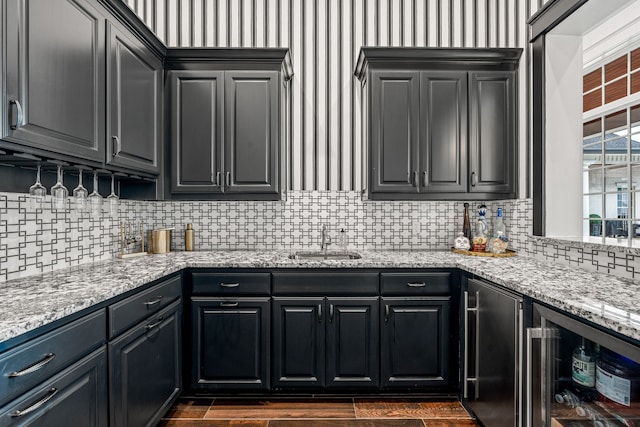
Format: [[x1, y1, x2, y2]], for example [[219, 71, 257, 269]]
[[158, 398, 479, 427]]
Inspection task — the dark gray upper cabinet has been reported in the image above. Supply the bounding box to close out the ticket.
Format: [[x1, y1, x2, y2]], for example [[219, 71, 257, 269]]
[[421, 71, 468, 193], [169, 70, 224, 194], [1, 0, 166, 183], [355, 48, 522, 200], [106, 21, 162, 174], [370, 71, 420, 194], [468, 71, 516, 195], [2, 0, 106, 163], [166, 49, 293, 200], [224, 71, 279, 194]]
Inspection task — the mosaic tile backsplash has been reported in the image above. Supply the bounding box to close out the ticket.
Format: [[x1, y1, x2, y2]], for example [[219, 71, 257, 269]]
[[2, 189, 638, 282]]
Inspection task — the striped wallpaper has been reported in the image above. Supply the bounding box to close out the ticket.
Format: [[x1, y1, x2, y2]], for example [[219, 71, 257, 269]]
[[124, 0, 550, 191]]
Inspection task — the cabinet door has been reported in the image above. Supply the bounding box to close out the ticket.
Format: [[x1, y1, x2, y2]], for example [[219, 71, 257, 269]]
[[170, 70, 224, 194], [420, 71, 468, 193], [272, 297, 325, 389], [3, 0, 105, 162], [0, 348, 107, 427], [224, 71, 279, 194], [109, 301, 182, 427], [468, 71, 516, 195], [325, 297, 379, 389], [106, 22, 161, 174], [380, 297, 450, 388], [191, 297, 270, 391], [369, 70, 420, 194]]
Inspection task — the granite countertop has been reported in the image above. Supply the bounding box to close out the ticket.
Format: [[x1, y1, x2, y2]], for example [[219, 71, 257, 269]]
[[1, 250, 639, 346]]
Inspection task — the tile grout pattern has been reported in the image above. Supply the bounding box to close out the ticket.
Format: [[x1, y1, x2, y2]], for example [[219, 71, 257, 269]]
[[3, 189, 640, 283], [157, 398, 479, 427]]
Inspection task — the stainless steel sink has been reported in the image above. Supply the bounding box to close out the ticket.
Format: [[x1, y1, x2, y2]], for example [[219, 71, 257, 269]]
[[288, 251, 362, 260]]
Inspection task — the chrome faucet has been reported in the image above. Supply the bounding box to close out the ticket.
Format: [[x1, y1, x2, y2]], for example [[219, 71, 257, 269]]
[[320, 224, 332, 251]]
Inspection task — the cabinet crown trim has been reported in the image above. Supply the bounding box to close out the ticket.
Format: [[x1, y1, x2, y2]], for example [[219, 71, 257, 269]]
[[165, 48, 294, 81], [355, 47, 523, 81]]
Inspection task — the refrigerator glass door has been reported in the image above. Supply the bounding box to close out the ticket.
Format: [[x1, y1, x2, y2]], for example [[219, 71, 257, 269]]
[[529, 303, 640, 427]]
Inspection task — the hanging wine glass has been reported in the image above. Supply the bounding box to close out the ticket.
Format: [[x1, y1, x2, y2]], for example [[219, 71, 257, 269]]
[[50, 164, 68, 211], [28, 164, 47, 210], [72, 167, 89, 213], [88, 171, 103, 219], [106, 174, 119, 218]]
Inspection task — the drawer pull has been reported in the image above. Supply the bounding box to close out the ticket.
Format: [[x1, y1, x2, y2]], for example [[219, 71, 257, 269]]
[[11, 387, 58, 417], [384, 304, 390, 322], [220, 282, 240, 288], [219, 302, 239, 307], [329, 304, 334, 322], [144, 296, 164, 306], [9, 353, 56, 378], [145, 316, 164, 330], [407, 282, 426, 287]]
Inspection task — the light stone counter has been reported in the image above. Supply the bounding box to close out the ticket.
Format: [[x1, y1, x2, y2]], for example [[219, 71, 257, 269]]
[[1, 250, 639, 347]]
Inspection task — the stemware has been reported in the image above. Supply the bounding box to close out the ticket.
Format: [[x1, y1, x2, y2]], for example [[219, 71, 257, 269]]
[[28, 164, 47, 210], [50, 164, 68, 211], [88, 171, 103, 218], [106, 174, 119, 218], [73, 168, 89, 213]]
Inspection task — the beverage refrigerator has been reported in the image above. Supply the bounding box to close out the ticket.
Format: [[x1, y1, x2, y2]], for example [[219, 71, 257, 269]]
[[527, 302, 640, 427]]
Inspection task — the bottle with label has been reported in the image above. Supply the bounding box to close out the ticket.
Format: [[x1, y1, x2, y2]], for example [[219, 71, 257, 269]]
[[573, 337, 597, 389], [337, 228, 347, 250], [596, 348, 640, 408], [490, 208, 509, 254], [472, 204, 489, 252], [185, 223, 195, 251], [462, 202, 472, 247]]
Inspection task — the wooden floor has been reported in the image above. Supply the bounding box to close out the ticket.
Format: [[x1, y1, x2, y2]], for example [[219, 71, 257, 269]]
[[158, 398, 479, 427]]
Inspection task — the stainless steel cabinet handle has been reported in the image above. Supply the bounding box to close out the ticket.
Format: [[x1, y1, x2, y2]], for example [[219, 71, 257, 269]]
[[219, 302, 239, 307], [112, 136, 121, 157], [9, 99, 23, 130], [11, 387, 58, 417], [318, 304, 323, 321], [145, 316, 164, 330], [471, 171, 478, 187], [225, 171, 231, 187], [220, 282, 240, 288], [525, 327, 554, 427], [215, 172, 221, 186], [329, 304, 334, 322], [144, 296, 163, 306], [9, 353, 56, 378], [463, 291, 478, 399], [422, 171, 427, 187], [384, 304, 390, 322], [407, 282, 426, 287], [412, 171, 418, 187]]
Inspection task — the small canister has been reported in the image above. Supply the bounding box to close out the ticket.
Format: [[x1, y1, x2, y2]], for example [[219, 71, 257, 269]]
[[185, 223, 194, 251]]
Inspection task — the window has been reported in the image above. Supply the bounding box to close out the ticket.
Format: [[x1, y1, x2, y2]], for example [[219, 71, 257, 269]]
[[583, 48, 640, 244]]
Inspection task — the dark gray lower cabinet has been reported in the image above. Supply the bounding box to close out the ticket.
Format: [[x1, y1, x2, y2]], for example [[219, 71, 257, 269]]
[[0, 348, 108, 427], [272, 297, 379, 390], [191, 297, 270, 391], [109, 300, 182, 427], [380, 297, 450, 388]]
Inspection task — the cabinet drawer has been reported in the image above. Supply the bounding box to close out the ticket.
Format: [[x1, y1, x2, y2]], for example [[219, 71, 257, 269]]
[[381, 272, 451, 295], [0, 309, 106, 408], [191, 272, 271, 296], [108, 275, 181, 338], [0, 347, 107, 427]]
